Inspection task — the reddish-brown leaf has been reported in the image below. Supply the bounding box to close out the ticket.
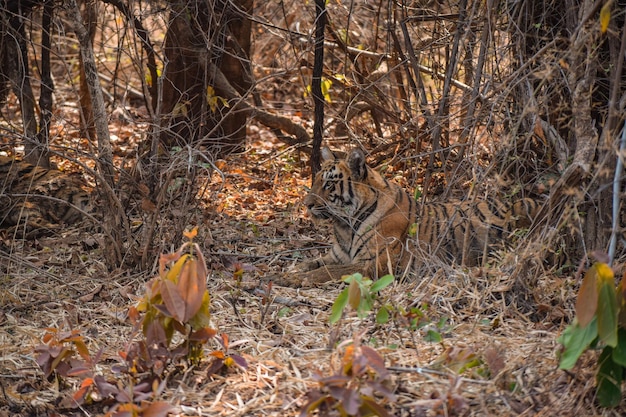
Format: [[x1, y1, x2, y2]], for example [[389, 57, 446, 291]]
[[67, 365, 91, 377], [72, 378, 93, 404], [348, 279, 361, 310], [210, 350, 226, 359], [145, 319, 167, 347], [141, 401, 174, 417], [159, 251, 182, 277], [230, 353, 248, 369], [189, 327, 218, 342], [160, 279, 185, 322], [340, 386, 360, 415], [94, 375, 119, 397], [177, 259, 204, 321], [483, 346, 506, 377], [194, 245, 209, 282], [360, 346, 387, 377], [576, 264, 599, 327], [206, 358, 225, 376], [72, 339, 91, 362], [128, 306, 139, 325]]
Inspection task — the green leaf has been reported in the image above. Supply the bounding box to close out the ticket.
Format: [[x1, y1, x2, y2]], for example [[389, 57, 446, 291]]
[[376, 306, 390, 324], [371, 274, 394, 293], [425, 329, 443, 343], [597, 346, 623, 407], [558, 317, 598, 370], [612, 328, 626, 367], [342, 273, 362, 284], [330, 288, 349, 324], [357, 296, 373, 318], [597, 275, 618, 347]]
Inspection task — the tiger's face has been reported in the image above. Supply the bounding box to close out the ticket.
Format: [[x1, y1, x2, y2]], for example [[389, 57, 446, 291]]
[[304, 148, 372, 222]]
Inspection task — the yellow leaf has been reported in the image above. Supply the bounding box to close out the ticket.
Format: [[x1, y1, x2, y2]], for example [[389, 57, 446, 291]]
[[597, 275, 618, 347], [321, 78, 332, 103], [206, 86, 228, 112], [144, 67, 161, 87], [600, 0, 612, 33], [159, 251, 183, 276], [595, 263, 615, 288], [165, 254, 189, 283], [172, 101, 189, 118]]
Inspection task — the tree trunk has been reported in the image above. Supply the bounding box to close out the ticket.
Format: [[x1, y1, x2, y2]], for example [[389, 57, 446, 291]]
[[77, 0, 98, 141], [69, 0, 128, 269], [0, 2, 47, 166], [159, 0, 253, 157]]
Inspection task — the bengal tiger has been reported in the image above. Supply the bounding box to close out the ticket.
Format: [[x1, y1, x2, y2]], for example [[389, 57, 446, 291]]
[[292, 147, 540, 285], [0, 156, 92, 237]]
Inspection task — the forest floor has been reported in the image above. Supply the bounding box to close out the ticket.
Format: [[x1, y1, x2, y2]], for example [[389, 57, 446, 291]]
[[0, 119, 620, 416], [0, 2, 624, 415]]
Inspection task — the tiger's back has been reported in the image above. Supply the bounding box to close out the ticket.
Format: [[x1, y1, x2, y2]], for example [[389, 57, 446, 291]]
[[416, 198, 539, 266], [295, 148, 540, 284], [0, 156, 91, 237]]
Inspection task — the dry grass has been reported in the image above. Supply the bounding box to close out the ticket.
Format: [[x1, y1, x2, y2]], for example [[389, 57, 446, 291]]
[[0, 2, 624, 415], [1, 133, 624, 416]]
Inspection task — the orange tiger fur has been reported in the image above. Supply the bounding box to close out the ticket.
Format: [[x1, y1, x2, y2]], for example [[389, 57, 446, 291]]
[[298, 148, 539, 281], [0, 156, 91, 237]]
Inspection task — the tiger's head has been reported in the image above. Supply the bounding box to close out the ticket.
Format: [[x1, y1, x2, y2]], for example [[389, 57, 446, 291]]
[[304, 147, 378, 222]]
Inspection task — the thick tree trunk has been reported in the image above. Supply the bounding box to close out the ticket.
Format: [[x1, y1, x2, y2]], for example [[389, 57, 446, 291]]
[[77, 0, 97, 141], [0, 4, 47, 166], [159, 0, 253, 156]]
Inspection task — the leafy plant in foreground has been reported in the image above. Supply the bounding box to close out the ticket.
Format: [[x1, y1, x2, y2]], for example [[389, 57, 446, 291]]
[[34, 327, 173, 415], [329, 273, 446, 347], [34, 229, 243, 415], [330, 273, 394, 325], [205, 332, 248, 376], [35, 328, 94, 386], [300, 339, 396, 417], [125, 227, 247, 377], [558, 261, 626, 407], [130, 227, 215, 370]]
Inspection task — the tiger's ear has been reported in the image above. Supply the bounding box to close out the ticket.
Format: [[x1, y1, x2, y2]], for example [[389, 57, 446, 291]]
[[348, 149, 367, 180], [321, 147, 335, 162]]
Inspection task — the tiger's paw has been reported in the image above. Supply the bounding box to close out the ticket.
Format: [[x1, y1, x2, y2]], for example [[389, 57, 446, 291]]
[[264, 267, 335, 288], [293, 259, 322, 273]]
